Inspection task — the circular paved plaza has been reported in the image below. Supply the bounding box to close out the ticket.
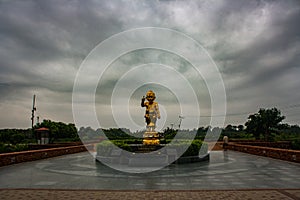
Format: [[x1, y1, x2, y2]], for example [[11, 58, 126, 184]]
[[0, 150, 299, 199]]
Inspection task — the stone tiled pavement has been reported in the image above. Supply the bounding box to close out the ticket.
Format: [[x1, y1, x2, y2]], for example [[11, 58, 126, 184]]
[[1, 150, 300, 199], [1, 189, 300, 200], [2, 151, 299, 190]]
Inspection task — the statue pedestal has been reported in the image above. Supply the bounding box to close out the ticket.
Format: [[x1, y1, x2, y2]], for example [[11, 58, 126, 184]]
[[143, 131, 160, 145]]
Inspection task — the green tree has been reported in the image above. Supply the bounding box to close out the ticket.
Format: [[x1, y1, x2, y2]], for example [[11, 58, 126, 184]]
[[225, 124, 234, 132], [245, 107, 285, 141], [35, 120, 78, 143]]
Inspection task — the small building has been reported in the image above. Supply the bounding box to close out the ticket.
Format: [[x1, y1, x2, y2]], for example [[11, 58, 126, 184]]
[[36, 127, 50, 144]]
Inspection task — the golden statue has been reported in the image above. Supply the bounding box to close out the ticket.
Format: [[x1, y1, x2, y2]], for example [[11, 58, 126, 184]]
[[141, 90, 160, 145]]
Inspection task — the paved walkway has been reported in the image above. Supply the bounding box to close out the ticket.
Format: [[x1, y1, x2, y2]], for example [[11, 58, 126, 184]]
[[1, 189, 300, 200], [1, 150, 300, 199]]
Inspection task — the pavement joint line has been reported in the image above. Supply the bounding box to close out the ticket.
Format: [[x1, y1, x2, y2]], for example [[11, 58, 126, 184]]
[[1, 188, 300, 192], [0, 188, 300, 200], [1, 151, 299, 191], [277, 189, 300, 200]]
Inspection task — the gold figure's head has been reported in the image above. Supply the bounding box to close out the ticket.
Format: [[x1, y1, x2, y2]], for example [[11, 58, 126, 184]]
[[146, 90, 156, 102]]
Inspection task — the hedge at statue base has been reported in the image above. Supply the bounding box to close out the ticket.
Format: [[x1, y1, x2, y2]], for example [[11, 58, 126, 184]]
[[95, 139, 209, 166]]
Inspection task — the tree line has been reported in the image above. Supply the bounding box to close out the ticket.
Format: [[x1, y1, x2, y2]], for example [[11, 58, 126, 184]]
[[1, 107, 300, 146], [0, 120, 79, 145]]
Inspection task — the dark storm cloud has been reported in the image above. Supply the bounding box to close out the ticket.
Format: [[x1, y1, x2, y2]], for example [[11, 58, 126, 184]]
[[207, 0, 300, 121], [0, 0, 300, 128], [0, 0, 123, 99], [0, 0, 126, 127], [214, 0, 300, 75]]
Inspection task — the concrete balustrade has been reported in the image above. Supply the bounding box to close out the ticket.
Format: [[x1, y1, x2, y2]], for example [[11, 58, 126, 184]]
[[0, 144, 93, 167], [227, 143, 300, 163]]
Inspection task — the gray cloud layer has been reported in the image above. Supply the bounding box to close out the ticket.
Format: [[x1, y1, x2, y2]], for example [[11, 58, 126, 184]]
[[0, 0, 300, 129]]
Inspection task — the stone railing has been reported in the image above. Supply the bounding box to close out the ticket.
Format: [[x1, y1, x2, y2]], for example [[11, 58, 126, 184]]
[[0, 144, 93, 167], [234, 141, 292, 149], [28, 142, 83, 150], [227, 143, 300, 163]]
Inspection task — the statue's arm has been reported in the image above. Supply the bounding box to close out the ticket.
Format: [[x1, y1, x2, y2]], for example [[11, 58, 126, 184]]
[[141, 96, 146, 107], [155, 103, 161, 119]]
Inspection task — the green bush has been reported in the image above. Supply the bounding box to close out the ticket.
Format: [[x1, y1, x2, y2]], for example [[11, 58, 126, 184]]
[[14, 144, 29, 152], [111, 140, 132, 151], [0, 143, 29, 154], [291, 139, 300, 150], [0, 143, 12, 153], [96, 139, 207, 157], [96, 140, 114, 156], [167, 139, 207, 157], [112, 139, 143, 144], [96, 140, 132, 156]]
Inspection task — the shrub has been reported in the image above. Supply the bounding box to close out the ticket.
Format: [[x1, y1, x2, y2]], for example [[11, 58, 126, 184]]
[[14, 144, 29, 152], [0, 143, 29, 154], [96, 140, 114, 156], [167, 139, 207, 157], [96, 139, 207, 157], [0, 143, 12, 153], [291, 139, 300, 150], [96, 140, 132, 156], [111, 140, 132, 151]]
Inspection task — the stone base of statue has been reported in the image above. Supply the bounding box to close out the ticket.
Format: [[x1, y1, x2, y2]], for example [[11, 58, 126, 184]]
[[143, 131, 160, 145]]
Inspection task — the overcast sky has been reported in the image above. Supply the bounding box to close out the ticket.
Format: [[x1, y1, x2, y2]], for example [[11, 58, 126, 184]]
[[1, 0, 300, 130]]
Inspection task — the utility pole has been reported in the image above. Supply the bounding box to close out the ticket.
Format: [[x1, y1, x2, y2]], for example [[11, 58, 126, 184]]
[[31, 94, 36, 130], [178, 115, 184, 129], [170, 123, 174, 130]]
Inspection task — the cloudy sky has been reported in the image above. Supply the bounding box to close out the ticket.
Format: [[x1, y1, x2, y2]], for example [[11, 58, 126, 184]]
[[1, 0, 300, 130]]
